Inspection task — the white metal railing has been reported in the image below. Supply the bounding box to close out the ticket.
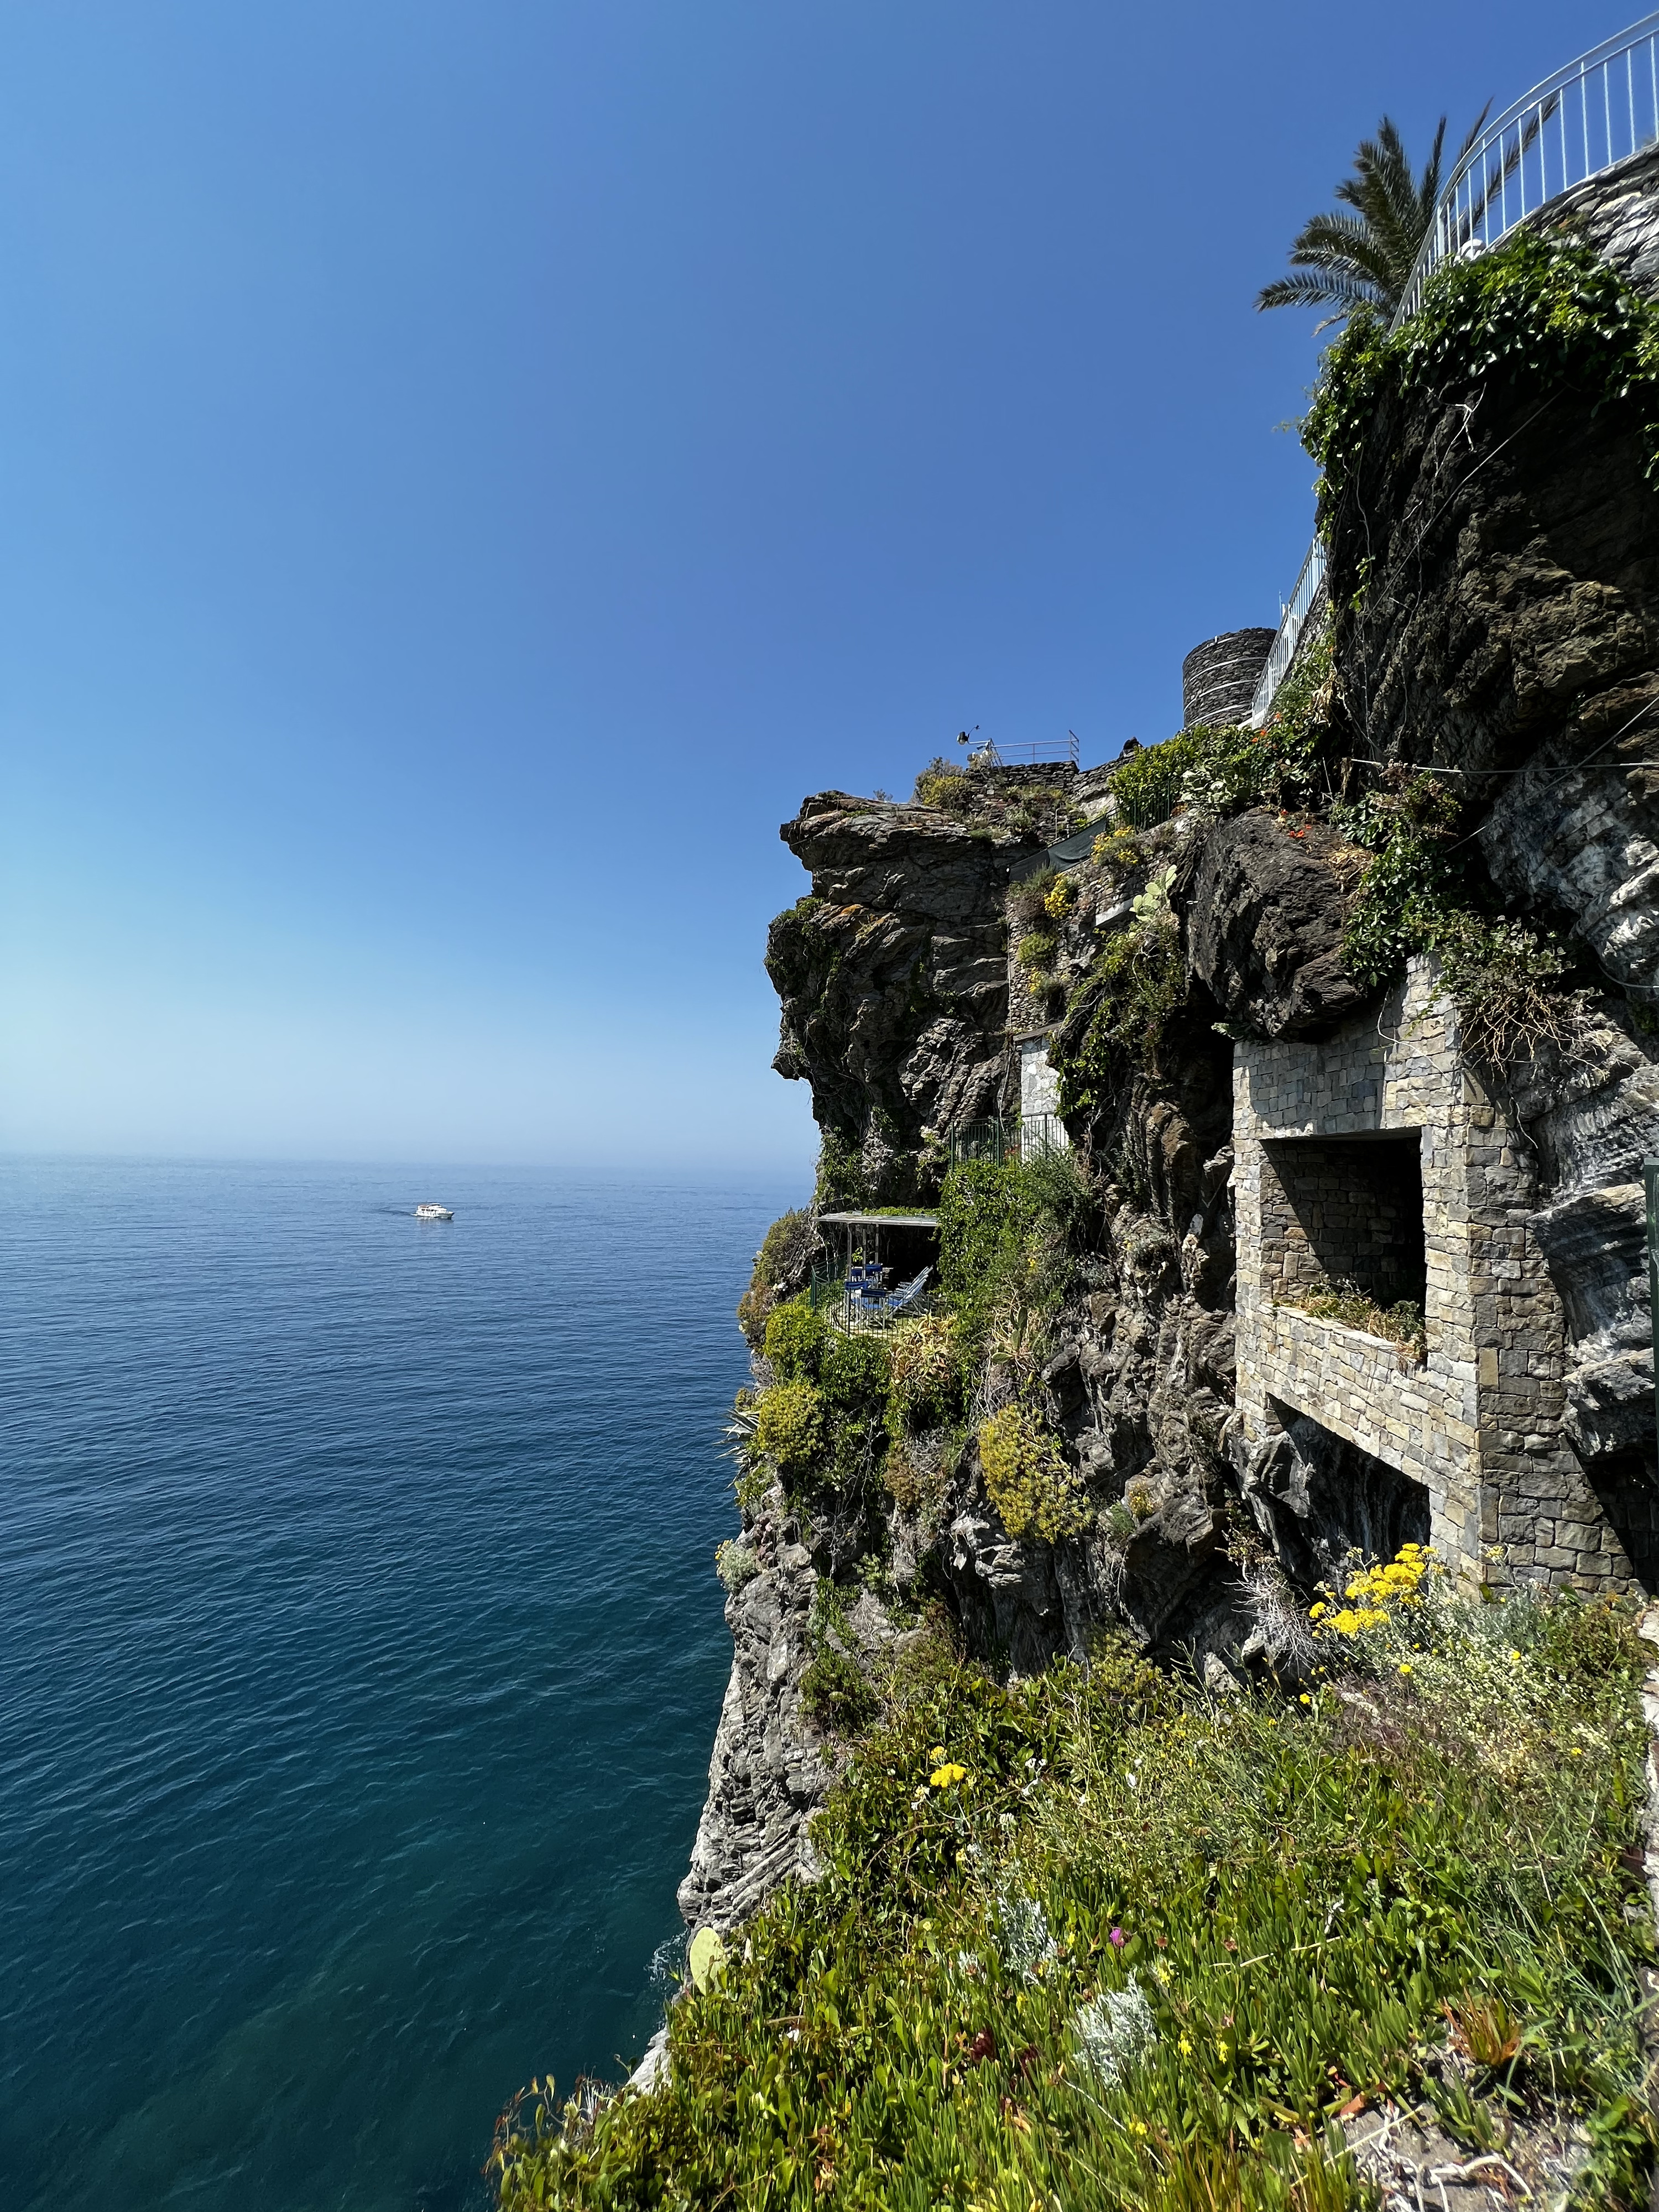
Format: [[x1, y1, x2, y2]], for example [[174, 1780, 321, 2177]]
[[1248, 540, 1327, 723], [1394, 11, 1659, 326], [1251, 9, 1659, 723]]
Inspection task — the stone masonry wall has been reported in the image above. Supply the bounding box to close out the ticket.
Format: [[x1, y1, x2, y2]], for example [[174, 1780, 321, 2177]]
[[1234, 957, 1644, 1590]]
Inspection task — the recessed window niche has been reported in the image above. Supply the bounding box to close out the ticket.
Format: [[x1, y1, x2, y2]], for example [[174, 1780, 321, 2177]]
[[1260, 1130, 1426, 1314]]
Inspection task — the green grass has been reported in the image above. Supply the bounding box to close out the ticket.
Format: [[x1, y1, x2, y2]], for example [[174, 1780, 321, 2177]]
[[492, 1575, 1655, 2210]]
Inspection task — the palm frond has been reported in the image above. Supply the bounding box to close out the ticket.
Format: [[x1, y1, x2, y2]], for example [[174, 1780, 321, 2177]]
[[1284, 211, 1400, 295], [1453, 100, 1494, 170], [1262, 102, 1522, 322], [1255, 269, 1385, 319], [1457, 93, 1560, 244]]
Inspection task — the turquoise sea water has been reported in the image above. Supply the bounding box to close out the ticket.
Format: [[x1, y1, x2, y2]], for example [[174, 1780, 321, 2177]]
[[0, 1157, 792, 2211]]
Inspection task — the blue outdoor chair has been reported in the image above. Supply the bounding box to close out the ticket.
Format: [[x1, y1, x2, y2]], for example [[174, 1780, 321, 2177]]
[[873, 1266, 931, 1318]]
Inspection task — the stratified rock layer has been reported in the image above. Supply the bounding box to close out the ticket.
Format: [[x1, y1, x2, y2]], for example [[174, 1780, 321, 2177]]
[[769, 796, 1016, 1203]]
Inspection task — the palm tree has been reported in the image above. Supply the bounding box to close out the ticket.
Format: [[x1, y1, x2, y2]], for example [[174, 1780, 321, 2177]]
[[1257, 108, 1496, 328]]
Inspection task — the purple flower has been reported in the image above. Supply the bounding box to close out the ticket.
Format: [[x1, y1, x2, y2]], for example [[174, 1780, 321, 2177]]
[[1108, 1926, 1126, 1949]]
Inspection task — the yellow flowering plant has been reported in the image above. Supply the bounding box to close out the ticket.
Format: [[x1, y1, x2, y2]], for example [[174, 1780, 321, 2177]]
[[1311, 1541, 1436, 1641]]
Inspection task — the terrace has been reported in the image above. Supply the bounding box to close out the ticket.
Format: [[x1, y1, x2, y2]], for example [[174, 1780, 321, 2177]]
[[811, 1210, 939, 1334]]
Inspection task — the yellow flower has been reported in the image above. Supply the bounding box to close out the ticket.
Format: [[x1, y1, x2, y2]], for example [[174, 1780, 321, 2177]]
[[1399, 1663, 1412, 1676], [1298, 1694, 1311, 1705], [930, 1762, 968, 1789], [1129, 2119, 1148, 2137], [1569, 1746, 1584, 1757], [1509, 1649, 1521, 1665], [1215, 2039, 1232, 2064], [1178, 2036, 1192, 2057], [930, 1745, 947, 1763]]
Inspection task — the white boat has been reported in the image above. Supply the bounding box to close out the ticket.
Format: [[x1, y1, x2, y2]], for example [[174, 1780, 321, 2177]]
[[414, 1203, 454, 1221]]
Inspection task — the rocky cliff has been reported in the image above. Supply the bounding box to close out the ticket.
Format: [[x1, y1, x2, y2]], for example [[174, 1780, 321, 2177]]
[[680, 146, 1659, 1941]]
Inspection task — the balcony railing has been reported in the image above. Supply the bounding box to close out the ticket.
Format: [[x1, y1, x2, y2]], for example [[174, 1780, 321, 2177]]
[[1251, 10, 1659, 724]]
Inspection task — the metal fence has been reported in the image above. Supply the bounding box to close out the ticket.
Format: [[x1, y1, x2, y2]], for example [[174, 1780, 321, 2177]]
[[1251, 11, 1659, 725], [1248, 541, 1327, 726], [947, 1114, 1068, 1167], [969, 733, 1081, 770], [1395, 14, 1659, 326]]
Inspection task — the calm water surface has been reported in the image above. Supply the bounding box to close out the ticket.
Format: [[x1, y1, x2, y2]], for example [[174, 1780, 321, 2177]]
[[0, 1158, 792, 2211]]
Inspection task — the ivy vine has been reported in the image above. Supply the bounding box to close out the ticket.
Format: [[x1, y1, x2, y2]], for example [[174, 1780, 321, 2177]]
[[1305, 231, 1659, 518]]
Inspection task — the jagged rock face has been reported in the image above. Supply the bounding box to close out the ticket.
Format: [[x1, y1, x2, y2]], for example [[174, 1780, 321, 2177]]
[[1319, 154, 1659, 1511], [679, 162, 1659, 1950], [768, 795, 1017, 1199], [1328, 154, 1659, 785], [677, 1516, 834, 1934], [1514, 1017, 1659, 1485], [1181, 814, 1368, 1038]]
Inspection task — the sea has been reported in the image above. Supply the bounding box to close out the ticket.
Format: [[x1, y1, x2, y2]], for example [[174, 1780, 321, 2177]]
[[0, 1156, 797, 2212]]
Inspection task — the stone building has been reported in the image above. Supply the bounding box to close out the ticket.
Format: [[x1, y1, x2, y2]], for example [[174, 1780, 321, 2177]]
[[1232, 957, 1647, 1591]]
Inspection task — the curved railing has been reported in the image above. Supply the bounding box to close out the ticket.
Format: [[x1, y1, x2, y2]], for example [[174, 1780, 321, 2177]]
[[1394, 11, 1659, 327], [1250, 9, 1659, 724]]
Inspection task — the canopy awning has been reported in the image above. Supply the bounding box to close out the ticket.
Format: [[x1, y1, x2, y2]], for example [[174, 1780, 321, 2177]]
[[818, 1211, 939, 1230]]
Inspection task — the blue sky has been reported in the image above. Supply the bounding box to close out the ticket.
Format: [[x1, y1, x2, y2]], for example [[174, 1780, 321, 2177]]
[[0, 0, 1631, 1170]]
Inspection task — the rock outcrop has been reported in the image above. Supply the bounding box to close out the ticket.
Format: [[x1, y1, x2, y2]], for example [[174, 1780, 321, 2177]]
[[1181, 813, 1369, 1039], [676, 1525, 830, 1933], [1314, 150, 1659, 1532], [768, 795, 1018, 1203]]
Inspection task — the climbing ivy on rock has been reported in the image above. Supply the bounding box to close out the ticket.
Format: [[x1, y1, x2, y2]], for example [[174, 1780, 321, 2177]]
[[1305, 231, 1659, 520]]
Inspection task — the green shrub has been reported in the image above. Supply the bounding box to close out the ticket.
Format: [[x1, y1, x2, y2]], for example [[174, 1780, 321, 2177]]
[[1104, 1500, 1137, 1545], [819, 1330, 892, 1416], [1091, 824, 1142, 874], [753, 1377, 824, 1477], [1278, 1276, 1426, 1361], [814, 1128, 865, 1212], [1434, 912, 1588, 1069], [800, 1579, 879, 1733], [1332, 771, 1462, 988], [799, 1641, 877, 1732], [1108, 735, 1193, 828], [1016, 928, 1058, 974], [1306, 229, 1659, 519], [713, 1538, 761, 1593], [938, 1161, 1031, 1311], [936, 1157, 1088, 1370], [737, 1206, 818, 1345], [1332, 775, 1588, 1068], [764, 1295, 829, 1382], [1052, 912, 1186, 1117], [1256, 620, 1332, 779], [914, 755, 974, 816], [977, 1401, 1090, 1543], [1009, 867, 1062, 930]]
